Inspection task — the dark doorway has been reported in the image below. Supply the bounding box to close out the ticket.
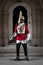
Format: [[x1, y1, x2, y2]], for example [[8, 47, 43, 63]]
[[13, 6, 27, 33]]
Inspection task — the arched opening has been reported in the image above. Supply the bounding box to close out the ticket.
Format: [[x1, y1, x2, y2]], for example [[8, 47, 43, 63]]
[[13, 6, 27, 32], [8, 3, 32, 44]]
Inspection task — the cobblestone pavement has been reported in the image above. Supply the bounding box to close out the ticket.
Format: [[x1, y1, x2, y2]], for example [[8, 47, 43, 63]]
[[0, 56, 43, 65]]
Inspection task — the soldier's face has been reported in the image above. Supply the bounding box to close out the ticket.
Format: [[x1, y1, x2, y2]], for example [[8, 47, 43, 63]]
[[20, 19, 24, 23]]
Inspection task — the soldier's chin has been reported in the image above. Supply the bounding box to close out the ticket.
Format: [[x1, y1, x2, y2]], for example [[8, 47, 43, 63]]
[[20, 21, 24, 23], [20, 22, 23, 23]]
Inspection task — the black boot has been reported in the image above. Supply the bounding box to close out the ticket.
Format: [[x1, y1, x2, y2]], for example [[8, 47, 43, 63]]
[[15, 56, 20, 60], [24, 56, 29, 61]]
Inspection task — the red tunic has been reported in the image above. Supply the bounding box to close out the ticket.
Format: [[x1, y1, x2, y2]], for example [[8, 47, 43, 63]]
[[14, 24, 29, 40]]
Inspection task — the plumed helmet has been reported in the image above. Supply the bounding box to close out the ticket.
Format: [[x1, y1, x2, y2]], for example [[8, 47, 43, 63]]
[[18, 11, 25, 23], [20, 15, 25, 20]]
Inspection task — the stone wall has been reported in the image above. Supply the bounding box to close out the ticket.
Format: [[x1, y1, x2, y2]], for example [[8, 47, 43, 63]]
[[29, 1, 43, 46], [0, 0, 43, 46]]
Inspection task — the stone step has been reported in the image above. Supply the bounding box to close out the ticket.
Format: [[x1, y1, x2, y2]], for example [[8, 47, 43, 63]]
[[0, 45, 43, 56]]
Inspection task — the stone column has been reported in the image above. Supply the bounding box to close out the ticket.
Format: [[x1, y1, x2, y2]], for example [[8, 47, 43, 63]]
[[41, 9, 43, 46], [3, 11, 9, 46], [0, 12, 3, 46], [0, 11, 6, 46], [37, 10, 41, 46], [35, 5, 40, 46], [39, 9, 43, 46], [39, 9, 42, 46], [31, 5, 37, 46]]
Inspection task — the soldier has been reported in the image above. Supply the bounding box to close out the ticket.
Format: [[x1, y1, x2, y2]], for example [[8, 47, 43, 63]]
[[10, 11, 30, 60]]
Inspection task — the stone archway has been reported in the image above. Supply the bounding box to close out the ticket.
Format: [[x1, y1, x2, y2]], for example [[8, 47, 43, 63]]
[[8, 3, 32, 43], [13, 6, 27, 33]]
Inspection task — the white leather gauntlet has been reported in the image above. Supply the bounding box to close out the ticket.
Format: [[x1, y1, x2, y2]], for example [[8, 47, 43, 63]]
[[13, 33, 17, 37], [24, 33, 30, 42], [10, 33, 17, 41], [10, 35, 13, 41]]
